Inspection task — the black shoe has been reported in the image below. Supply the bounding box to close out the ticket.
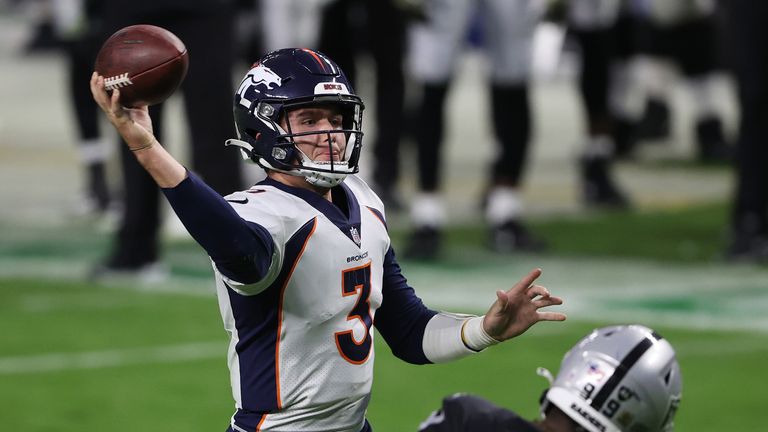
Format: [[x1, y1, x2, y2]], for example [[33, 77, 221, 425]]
[[696, 117, 732, 164], [403, 226, 442, 260], [24, 22, 64, 53], [725, 238, 768, 263], [489, 220, 547, 253], [580, 157, 631, 210], [88, 163, 112, 212], [613, 117, 638, 160], [725, 232, 768, 264], [636, 99, 671, 141]]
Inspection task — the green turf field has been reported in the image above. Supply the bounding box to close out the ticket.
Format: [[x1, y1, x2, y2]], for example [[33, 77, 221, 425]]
[[1, 202, 766, 431]]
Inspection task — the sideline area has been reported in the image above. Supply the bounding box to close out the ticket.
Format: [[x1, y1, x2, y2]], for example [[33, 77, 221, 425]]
[[1, 13, 762, 335]]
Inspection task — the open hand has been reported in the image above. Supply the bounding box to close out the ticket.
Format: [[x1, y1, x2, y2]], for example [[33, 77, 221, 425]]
[[482, 268, 565, 341]]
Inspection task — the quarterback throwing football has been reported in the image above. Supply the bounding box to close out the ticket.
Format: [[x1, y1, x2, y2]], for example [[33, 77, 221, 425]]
[[91, 48, 566, 432]]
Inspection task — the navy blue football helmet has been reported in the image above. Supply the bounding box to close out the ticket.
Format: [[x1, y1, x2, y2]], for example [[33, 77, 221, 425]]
[[226, 48, 364, 188]]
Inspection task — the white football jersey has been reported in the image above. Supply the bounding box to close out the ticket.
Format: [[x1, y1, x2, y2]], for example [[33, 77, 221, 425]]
[[215, 175, 389, 432]]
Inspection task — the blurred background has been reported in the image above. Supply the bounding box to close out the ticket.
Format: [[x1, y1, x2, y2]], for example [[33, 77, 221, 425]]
[[1, 0, 766, 430]]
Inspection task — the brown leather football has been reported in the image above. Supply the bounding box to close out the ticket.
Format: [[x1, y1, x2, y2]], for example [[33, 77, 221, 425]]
[[94, 24, 188, 107]]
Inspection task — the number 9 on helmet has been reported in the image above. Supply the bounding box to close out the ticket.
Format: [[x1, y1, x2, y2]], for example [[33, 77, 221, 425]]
[[539, 325, 683, 432]]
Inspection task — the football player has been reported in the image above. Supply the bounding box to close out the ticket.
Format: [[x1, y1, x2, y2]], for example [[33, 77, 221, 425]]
[[90, 48, 566, 432], [419, 324, 682, 432]]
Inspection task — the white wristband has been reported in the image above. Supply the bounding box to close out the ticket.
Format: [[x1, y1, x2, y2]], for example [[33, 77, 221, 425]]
[[461, 316, 500, 351], [422, 312, 476, 363]]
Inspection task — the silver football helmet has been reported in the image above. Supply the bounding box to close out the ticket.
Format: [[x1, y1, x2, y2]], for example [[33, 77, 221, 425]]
[[540, 325, 682, 432]]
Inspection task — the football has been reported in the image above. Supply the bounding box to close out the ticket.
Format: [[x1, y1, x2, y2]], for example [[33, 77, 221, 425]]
[[94, 24, 189, 107]]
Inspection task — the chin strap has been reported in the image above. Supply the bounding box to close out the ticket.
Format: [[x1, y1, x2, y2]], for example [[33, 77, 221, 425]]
[[225, 138, 349, 187], [224, 139, 257, 162], [537, 367, 554, 385]]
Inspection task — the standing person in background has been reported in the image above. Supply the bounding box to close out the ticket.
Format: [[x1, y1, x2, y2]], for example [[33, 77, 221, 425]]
[[566, 0, 632, 209], [259, 0, 328, 51], [90, 48, 566, 431], [22, 0, 63, 52], [419, 324, 683, 432], [720, 0, 768, 263], [614, 0, 732, 163], [317, 0, 410, 210], [54, 0, 114, 216], [406, 0, 546, 259], [92, 0, 243, 280]]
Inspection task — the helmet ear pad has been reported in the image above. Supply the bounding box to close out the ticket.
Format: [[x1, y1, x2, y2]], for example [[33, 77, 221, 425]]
[[237, 102, 302, 171]]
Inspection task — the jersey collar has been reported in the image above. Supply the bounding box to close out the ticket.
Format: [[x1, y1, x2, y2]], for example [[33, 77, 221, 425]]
[[259, 177, 363, 247]]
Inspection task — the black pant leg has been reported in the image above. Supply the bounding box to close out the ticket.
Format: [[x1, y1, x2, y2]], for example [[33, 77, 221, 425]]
[[318, 0, 358, 85], [171, 9, 243, 195], [490, 84, 530, 186], [67, 36, 101, 140], [416, 83, 449, 192], [572, 29, 614, 136], [723, 1, 768, 235], [369, 0, 406, 191]]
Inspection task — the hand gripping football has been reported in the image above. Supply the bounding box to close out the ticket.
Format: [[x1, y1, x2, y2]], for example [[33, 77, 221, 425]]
[[94, 24, 189, 107]]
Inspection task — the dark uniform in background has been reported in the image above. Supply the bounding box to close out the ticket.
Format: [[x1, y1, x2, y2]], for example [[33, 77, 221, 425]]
[[62, 0, 113, 213], [720, 0, 768, 262], [94, 0, 243, 274], [567, 0, 632, 209], [627, 0, 731, 163], [317, 0, 409, 209]]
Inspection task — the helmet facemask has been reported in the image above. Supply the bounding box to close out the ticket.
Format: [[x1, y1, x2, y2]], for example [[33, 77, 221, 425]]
[[239, 97, 363, 188]]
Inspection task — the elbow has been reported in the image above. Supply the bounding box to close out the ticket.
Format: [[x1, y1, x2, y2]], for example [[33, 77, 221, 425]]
[[387, 340, 433, 365], [214, 254, 267, 284], [392, 349, 432, 365]]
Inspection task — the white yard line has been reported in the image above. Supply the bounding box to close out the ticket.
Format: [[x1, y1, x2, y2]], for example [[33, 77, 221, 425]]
[[407, 256, 768, 332], [0, 342, 225, 375], [0, 334, 765, 376], [2, 255, 767, 332]]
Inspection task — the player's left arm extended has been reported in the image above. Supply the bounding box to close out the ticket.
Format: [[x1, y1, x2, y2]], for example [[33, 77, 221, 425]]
[[375, 259, 565, 364], [373, 248, 494, 364]]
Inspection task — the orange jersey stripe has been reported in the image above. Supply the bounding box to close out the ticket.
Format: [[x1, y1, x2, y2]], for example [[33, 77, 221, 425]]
[[274, 217, 318, 410], [255, 413, 267, 432]]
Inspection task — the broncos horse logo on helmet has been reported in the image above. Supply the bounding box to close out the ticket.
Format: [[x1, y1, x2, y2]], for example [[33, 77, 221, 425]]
[[235, 64, 282, 106], [226, 48, 364, 188]]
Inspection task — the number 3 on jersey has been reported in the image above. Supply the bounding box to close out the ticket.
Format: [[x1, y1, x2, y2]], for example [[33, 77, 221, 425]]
[[335, 263, 373, 364]]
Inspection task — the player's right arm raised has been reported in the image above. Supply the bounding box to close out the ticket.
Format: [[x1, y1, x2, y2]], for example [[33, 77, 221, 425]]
[[91, 71, 273, 284], [90, 72, 186, 188]]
